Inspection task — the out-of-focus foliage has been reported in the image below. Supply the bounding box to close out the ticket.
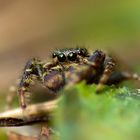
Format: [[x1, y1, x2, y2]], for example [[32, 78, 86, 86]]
[[54, 82, 140, 140]]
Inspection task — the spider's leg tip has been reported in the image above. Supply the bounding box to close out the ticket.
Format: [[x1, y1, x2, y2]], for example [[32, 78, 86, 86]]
[[96, 89, 102, 94], [96, 84, 104, 94]]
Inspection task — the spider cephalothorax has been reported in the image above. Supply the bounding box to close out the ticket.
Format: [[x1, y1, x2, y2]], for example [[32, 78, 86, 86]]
[[18, 47, 140, 109]]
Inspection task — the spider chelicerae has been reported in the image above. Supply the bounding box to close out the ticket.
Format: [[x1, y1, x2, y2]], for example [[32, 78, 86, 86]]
[[18, 47, 140, 109]]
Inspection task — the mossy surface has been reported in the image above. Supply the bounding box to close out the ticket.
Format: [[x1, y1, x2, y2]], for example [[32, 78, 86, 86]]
[[54, 82, 140, 140]]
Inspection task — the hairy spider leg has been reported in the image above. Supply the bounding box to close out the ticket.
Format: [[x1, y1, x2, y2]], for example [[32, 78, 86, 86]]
[[18, 58, 57, 109], [96, 56, 116, 93], [107, 71, 140, 85], [65, 50, 106, 87], [65, 64, 96, 87], [18, 58, 44, 108]]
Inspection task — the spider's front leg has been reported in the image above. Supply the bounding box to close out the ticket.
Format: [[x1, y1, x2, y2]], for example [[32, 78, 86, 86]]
[[96, 56, 116, 93], [107, 71, 140, 85], [18, 58, 56, 109], [66, 50, 106, 87], [18, 58, 44, 109]]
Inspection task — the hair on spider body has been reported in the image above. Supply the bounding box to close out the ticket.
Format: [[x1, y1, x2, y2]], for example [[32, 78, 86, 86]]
[[18, 47, 140, 109]]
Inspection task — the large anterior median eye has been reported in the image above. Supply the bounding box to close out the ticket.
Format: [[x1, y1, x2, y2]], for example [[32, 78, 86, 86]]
[[68, 52, 77, 61], [57, 53, 66, 62]]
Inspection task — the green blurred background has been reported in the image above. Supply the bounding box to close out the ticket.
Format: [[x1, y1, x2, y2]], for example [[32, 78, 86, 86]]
[[0, 0, 139, 139]]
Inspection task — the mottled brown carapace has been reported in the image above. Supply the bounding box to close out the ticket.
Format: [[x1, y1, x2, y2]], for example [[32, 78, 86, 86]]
[[18, 47, 140, 109]]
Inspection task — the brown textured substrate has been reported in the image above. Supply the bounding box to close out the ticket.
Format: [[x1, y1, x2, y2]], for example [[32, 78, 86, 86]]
[[8, 132, 38, 140]]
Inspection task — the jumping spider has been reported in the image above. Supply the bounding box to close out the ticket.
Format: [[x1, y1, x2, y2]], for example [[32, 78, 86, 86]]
[[18, 47, 140, 109]]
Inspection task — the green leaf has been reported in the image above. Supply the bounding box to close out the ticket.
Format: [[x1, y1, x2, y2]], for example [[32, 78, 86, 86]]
[[54, 82, 140, 140]]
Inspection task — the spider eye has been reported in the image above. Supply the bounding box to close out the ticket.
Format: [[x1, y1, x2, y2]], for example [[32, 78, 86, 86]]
[[52, 53, 57, 58], [78, 48, 88, 56], [57, 53, 66, 62], [68, 52, 77, 61]]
